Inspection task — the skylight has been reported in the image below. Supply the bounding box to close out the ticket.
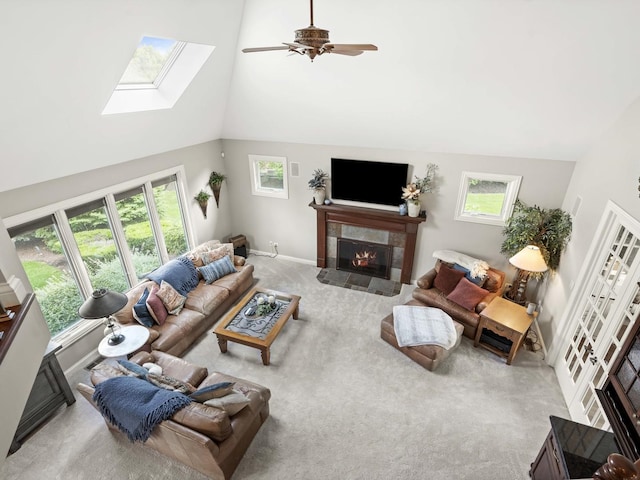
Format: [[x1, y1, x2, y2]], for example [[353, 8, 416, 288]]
[[116, 36, 185, 90], [102, 36, 215, 115]]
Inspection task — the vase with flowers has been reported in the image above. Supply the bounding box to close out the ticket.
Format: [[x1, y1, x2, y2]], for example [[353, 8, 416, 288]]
[[402, 163, 438, 217], [308, 168, 330, 205]]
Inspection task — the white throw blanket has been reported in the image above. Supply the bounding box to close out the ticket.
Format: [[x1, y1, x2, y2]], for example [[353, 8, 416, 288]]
[[392, 305, 457, 349], [432, 249, 489, 279]]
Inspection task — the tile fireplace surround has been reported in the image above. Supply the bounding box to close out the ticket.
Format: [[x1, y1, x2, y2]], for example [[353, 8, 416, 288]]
[[309, 202, 426, 284]]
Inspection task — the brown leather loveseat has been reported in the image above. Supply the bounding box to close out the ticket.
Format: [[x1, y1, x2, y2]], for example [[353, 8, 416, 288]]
[[411, 259, 506, 339], [77, 351, 270, 479]]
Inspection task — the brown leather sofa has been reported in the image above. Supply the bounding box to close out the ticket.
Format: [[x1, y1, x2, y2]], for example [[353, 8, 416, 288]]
[[112, 241, 254, 357], [77, 351, 271, 480], [411, 259, 506, 339]]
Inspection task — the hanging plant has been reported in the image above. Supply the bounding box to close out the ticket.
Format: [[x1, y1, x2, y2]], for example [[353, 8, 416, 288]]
[[501, 200, 572, 273], [194, 190, 211, 218], [208, 171, 227, 208]]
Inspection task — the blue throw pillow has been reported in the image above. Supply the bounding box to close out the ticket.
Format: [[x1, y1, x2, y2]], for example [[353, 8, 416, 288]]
[[147, 256, 199, 296], [117, 359, 148, 379], [453, 263, 485, 286], [132, 288, 154, 328], [190, 381, 235, 402], [197, 256, 237, 284]]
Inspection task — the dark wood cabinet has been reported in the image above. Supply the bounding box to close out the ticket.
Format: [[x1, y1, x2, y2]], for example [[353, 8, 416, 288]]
[[597, 311, 640, 460], [530, 416, 619, 479], [9, 341, 75, 454]]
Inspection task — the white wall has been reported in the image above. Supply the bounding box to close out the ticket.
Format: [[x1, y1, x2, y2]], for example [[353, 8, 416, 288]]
[[222, 138, 575, 278], [0, 140, 232, 372], [0, 218, 50, 464], [544, 97, 640, 357]]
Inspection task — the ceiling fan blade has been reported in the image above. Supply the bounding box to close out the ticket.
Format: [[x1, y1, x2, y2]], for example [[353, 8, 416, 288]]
[[330, 49, 363, 56], [242, 46, 290, 53], [324, 43, 378, 51]]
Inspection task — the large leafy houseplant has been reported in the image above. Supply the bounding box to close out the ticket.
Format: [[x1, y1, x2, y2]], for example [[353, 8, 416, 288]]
[[501, 200, 572, 273]]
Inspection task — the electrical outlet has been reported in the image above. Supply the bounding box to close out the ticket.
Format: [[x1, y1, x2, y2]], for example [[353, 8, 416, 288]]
[[268, 240, 274, 247], [273, 242, 278, 248]]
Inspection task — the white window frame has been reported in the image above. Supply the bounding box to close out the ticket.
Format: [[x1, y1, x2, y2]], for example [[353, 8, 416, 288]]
[[102, 41, 214, 115], [4, 166, 195, 346], [454, 171, 522, 226], [248, 154, 289, 199]]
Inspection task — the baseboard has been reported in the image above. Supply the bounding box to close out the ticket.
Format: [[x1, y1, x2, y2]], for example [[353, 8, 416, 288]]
[[248, 250, 316, 266]]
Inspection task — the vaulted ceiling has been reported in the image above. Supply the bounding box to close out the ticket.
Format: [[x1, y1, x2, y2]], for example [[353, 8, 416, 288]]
[[3, 0, 640, 193]]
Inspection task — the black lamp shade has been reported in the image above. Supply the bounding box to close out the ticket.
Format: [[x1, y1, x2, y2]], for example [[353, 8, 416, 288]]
[[78, 288, 128, 319]]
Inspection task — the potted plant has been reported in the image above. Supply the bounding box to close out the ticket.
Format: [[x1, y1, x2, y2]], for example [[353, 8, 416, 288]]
[[194, 190, 211, 218], [402, 163, 438, 217], [501, 200, 572, 272], [208, 171, 226, 208], [308, 169, 330, 205]]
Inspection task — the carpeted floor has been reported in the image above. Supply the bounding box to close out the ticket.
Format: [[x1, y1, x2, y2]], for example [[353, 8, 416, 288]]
[[1, 255, 570, 480]]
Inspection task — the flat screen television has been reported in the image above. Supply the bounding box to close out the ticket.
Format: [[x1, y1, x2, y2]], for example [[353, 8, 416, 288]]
[[331, 158, 409, 207]]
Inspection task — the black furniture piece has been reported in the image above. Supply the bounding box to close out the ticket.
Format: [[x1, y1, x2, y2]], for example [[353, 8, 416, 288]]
[[597, 310, 640, 461], [530, 415, 619, 479], [10, 341, 75, 453]]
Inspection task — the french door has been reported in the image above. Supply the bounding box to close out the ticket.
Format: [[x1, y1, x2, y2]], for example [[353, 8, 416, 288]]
[[554, 202, 640, 427]]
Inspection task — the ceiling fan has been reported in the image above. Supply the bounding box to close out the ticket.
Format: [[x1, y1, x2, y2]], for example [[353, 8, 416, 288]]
[[242, 0, 378, 61]]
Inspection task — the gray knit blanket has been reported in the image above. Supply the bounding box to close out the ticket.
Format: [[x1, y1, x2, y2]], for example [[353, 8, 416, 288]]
[[393, 305, 457, 349], [92, 376, 192, 442]]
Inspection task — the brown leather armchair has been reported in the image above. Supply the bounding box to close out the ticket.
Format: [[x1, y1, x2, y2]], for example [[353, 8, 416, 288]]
[[77, 351, 270, 479], [411, 259, 506, 339]]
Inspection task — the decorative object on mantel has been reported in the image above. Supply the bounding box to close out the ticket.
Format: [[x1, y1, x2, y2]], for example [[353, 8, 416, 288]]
[[308, 168, 330, 205], [402, 163, 438, 218], [500, 200, 572, 272], [505, 245, 549, 305], [194, 190, 211, 218], [208, 171, 226, 208], [78, 288, 128, 346]]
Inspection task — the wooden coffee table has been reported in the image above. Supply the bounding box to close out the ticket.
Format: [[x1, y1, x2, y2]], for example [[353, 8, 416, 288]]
[[213, 287, 301, 365]]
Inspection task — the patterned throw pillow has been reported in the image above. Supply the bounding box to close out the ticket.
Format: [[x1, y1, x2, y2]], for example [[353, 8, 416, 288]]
[[197, 256, 237, 284], [146, 284, 168, 325], [132, 288, 154, 327], [204, 391, 251, 416], [155, 280, 187, 315], [199, 245, 231, 266], [146, 372, 196, 394], [190, 381, 235, 402], [453, 263, 486, 287]]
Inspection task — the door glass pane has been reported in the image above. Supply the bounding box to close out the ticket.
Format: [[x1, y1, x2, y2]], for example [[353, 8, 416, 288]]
[[10, 221, 84, 336], [152, 177, 188, 258], [67, 201, 128, 293], [115, 188, 161, 278]]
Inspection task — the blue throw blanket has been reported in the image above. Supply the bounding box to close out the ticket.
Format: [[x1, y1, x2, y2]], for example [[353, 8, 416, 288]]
[[93, 376, 192, 442]]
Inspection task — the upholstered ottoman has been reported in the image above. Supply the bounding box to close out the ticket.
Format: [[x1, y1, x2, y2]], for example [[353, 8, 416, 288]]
[[380, 300, 464, 371]]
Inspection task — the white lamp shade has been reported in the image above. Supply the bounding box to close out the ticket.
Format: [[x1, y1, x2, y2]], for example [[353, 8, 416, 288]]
[[509, 245, 549, 273]]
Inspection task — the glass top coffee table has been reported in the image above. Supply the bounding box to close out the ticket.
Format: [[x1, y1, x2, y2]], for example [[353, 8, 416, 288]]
[[213, 287, 301, 365]]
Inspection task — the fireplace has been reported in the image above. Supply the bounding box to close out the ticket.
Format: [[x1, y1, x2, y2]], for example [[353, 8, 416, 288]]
[[310, 202, 426, 284], [337, 238, 392, 280]]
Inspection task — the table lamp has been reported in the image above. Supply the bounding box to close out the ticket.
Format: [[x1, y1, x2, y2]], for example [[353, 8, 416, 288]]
[[78, 288, 128, 345], [506, 245, 548, 305]]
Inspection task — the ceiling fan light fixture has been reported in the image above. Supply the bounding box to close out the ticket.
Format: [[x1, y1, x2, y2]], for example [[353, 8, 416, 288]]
[[242, 0, 377, 62]]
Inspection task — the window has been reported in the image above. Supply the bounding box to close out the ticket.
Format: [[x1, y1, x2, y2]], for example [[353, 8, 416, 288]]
[[454, 172, 522, 226], [103, 36, 215, 115], [249, 155, 289, 199], [6, 168, 193, 341], [9, 217, 85, 336], [116, 37, 184, 90]]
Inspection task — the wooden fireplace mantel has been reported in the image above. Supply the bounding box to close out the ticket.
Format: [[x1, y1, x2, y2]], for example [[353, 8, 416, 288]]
[[309, 202, 426, 284]]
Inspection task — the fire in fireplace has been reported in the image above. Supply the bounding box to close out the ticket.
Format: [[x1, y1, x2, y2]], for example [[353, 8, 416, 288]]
[[337, 238, 392, 280]]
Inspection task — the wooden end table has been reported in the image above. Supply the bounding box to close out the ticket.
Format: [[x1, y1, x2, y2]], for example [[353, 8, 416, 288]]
[[213, 287, 300, 365], [474, 296, 533, 365]]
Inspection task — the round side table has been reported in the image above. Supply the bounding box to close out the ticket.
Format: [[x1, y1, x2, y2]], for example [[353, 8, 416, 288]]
[[98, 325, 150, 359]]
